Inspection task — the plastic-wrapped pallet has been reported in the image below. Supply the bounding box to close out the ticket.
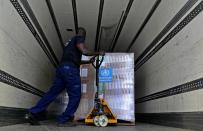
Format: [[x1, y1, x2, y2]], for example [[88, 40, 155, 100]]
[[76, 53, 135, 122]]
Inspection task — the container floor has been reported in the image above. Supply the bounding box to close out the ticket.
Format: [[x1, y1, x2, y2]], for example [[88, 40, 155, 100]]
[[0, 121, 194, 131]]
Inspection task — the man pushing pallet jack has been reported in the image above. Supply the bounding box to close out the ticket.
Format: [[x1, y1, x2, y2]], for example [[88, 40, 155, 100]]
[[25, 27, 116, 127]]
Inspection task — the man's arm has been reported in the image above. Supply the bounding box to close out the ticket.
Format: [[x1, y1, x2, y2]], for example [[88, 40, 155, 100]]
[[76, 43, 103, 56], [80, 55, 95, 65]]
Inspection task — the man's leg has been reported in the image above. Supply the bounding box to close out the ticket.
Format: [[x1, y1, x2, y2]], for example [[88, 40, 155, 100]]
[[27, 67, 65, 124], [29, 77, 64, 113], [58, 67, 81, 124]]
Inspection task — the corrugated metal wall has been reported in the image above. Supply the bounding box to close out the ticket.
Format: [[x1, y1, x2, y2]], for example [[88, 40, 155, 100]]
[[0, 0, 62, 109], [131, 0, 203, 129]]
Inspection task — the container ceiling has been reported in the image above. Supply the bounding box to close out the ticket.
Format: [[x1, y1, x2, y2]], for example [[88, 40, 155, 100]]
[[23, 0, 193, 57], [48, 0, 160, 52]]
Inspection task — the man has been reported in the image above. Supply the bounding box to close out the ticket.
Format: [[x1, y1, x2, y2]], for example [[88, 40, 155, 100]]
[[25, 27, 104, 126]]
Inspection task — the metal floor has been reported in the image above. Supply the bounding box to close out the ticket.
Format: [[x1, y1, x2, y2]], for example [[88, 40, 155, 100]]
[[0, 122, 194, 131]]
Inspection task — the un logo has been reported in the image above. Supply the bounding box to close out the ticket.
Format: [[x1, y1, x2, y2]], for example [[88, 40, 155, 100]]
[[101, 69, 110, 76]]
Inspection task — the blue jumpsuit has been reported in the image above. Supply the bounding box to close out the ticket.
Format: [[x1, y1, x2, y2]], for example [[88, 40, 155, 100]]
[[29, 36, 85, 123]]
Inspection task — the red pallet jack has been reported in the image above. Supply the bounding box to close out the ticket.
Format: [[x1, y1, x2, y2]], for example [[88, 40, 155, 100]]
[[85, 54, 117, 127]]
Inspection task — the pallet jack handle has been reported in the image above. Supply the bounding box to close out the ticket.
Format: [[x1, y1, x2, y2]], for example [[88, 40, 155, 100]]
[[91, 55, 104, 87]]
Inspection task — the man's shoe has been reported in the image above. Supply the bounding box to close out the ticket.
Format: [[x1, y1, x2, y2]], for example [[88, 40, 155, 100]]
[[36, 110, 47, 121], [25, 112, 40, 125]]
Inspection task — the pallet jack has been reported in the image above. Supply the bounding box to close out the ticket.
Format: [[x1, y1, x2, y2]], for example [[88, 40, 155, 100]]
[[85, 54, 117, 127]]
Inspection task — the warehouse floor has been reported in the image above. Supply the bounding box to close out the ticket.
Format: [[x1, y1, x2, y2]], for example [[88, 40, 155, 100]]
[[0, 122, 194, 131]]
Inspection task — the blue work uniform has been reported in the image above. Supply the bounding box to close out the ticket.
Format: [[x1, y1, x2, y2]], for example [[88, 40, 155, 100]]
[[29, 36, 85, 123]]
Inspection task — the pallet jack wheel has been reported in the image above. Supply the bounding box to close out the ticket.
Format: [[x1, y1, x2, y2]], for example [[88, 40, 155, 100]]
[[93, 116, 100, 127], [99, 115, 108, 127]]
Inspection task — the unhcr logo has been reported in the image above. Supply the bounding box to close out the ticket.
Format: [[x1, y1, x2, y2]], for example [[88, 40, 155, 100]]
[[99, 68, 113, 83], [100, 69, 110, 76]]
